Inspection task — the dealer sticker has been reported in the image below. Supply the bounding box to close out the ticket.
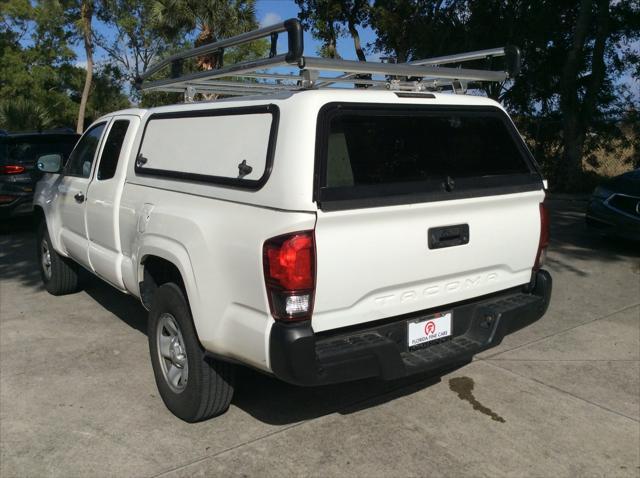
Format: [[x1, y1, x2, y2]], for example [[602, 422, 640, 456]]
[[407, 312, 452, 348]]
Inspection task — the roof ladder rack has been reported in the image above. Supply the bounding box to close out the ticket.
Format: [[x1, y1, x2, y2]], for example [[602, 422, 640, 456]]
[[137, 18, 520, 101]]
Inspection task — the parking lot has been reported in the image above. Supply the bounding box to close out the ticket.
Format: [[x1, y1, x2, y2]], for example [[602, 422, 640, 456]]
[[1, 197, 638, 477]]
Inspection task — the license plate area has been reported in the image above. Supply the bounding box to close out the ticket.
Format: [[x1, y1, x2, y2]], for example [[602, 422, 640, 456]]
[[407, 312, 453, 350]]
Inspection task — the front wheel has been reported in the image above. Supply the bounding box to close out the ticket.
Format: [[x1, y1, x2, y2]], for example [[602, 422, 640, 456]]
[[37, 221, 82, 295], [148, 283, 235, 422]]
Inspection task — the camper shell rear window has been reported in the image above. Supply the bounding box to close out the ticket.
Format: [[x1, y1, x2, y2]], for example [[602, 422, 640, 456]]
[[314, 103, 542, 211]]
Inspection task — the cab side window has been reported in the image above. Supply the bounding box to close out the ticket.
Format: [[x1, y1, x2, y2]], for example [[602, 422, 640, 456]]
[[65, 123, 106, 178], [97, 120, 130, 180]]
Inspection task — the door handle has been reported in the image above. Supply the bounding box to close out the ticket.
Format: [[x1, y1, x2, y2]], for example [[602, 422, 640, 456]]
[[74, 192, 85, 203], [428, 224, 470, 249]]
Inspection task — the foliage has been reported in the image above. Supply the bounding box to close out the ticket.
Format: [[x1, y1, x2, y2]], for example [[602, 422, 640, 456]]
[[144, 0, 268, 101], [95, 0, 179, 99], [150, 0, 261, 70], [0, 0, 267, 123], [295, 0, 369, 60], [0, 97, 54, 131], [0, 1, 129, 132]]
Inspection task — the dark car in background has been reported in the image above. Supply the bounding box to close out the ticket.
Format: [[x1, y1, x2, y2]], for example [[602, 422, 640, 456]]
[[586, 168, 640, 241], [0, 130, 79, 218]]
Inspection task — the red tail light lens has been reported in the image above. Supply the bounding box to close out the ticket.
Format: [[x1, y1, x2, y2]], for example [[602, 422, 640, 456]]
[[0, 195, 17, 204], [263, 231, 315, 321], [534, 203, 549, 269], [0, 165, 26, 174]]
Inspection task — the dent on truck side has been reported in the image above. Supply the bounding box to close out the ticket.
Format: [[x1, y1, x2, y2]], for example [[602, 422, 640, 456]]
[[33, 174, 66, 255], [117, 199, 192, 296]]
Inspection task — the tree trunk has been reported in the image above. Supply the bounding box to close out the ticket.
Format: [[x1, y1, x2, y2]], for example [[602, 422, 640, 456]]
[[326, 20, 339, 59], [195, 25, 221, 71], [558, 0, 592, 191], [76, 0, 93, 134], [348, 20, 366, 62], [582, 0, 609, 123]]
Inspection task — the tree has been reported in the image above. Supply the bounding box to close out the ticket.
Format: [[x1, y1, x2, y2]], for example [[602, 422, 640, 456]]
[[556, 0, 628, 190], [0, 0, 129, 132], [456, 0, 639, 190], [296, 0, 343, 58], [95, 0, 176, 98], [150, 0, 261, 70], [75, 0, 94, 133], [370, 0, 462, 64], [295, 0, 369, 60]]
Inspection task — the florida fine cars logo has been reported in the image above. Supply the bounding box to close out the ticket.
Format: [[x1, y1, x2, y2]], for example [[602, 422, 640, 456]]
[[424, 320, 436, 335]]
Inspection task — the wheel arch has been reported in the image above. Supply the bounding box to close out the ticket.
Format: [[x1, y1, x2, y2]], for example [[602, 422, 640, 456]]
[[140, 255, 186, 309], [33, 204, 45, 224], [33, 204, 65, 254], [137, 239, 201, 329]]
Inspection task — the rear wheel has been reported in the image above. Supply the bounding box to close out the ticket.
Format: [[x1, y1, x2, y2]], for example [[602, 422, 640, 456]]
[[148, 283, 235, 422], [37, 221, 82, 295]]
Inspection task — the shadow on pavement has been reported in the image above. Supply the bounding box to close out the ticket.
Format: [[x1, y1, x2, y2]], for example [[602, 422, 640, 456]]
[[0, 217, 42, 290], [232, 365, 444, 426], [83, 278, 148, 335], [545, 198, 639, 277]]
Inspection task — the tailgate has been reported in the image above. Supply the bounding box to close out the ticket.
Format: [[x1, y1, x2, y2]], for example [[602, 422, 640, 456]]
[[313, 191, 543, 332], [311, 102, 544, 332]]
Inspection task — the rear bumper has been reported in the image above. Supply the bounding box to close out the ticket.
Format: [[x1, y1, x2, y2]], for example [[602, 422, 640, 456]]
[[270, 269, 552, 386]]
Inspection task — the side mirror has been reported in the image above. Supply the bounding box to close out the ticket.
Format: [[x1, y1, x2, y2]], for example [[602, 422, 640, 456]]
[[37, 153, 63, 173]]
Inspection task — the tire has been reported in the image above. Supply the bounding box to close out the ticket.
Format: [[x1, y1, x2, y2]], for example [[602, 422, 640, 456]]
[[37, 221, 82, 296], [148, 283, 235, 422]]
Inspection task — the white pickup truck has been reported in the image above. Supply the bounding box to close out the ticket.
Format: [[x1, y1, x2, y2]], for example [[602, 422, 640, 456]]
[[34, 88, 552, 422]]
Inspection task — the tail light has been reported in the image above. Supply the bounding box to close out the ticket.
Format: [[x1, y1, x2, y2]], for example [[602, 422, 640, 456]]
[[0, 165, 26, 174], [0, 195, 17, 204], [263, 231, 315, 321], [534, 203, 549, 269]]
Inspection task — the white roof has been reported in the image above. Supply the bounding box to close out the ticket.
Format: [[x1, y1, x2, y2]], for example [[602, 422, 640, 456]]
[[101, 89, 504, 122]]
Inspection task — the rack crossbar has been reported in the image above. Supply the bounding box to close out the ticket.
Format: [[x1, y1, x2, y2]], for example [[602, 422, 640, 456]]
[[302, 57, 507, 82]]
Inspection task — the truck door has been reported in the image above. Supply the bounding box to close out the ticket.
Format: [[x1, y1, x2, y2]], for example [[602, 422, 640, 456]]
[[85, 116, 138, 289], [57, 121, 108, 269]]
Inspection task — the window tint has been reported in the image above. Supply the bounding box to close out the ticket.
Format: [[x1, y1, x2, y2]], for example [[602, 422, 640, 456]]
[[65, 123, 106, 177], [325, 111, 530, 188], [97, 120, 129, 180]]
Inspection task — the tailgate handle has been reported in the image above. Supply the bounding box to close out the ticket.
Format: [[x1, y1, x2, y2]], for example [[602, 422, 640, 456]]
[[428, 224, 469, 249]]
